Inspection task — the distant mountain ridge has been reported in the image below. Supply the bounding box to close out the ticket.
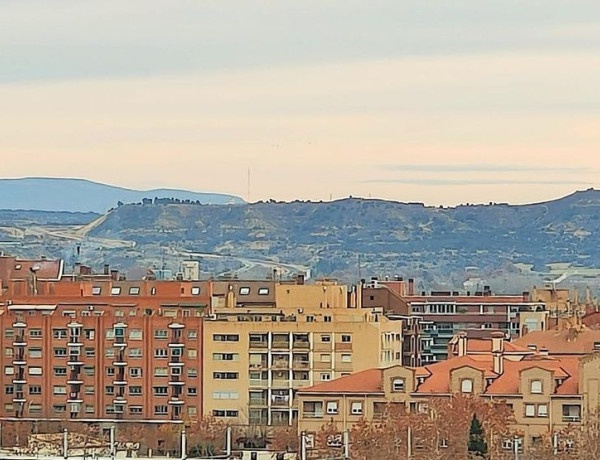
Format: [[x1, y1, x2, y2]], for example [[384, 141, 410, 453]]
[[0, 178, 244, 212]]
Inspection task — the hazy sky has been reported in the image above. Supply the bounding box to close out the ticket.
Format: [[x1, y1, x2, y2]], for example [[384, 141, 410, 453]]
[[1, 0, 599, 205]]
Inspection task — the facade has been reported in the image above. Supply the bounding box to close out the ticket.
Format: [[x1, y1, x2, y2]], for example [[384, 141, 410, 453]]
[[0, 279, 209, 424], [297, 332, 596, 451], [203, 280, 403, 427]]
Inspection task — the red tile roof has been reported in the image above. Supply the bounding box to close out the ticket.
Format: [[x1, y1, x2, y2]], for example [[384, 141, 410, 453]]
[[299, 368, 385, 394], [513, 329, 600, 355]]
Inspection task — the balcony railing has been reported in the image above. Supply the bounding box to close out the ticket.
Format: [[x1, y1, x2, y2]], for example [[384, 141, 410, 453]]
[[249, 398, 268, 406], [272, 360, 290, 369], [293, 341, 310, 349], [303, 410, 324, 418], [249, 379, 268, 387], [249, 341, 268, 349], [292, 361, 310, 369], [563, 415, 581, 423], [334, 343, 353, 351], [272, 340, 290, 349]]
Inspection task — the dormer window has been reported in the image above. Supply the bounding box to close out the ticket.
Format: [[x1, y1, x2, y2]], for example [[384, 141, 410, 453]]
[[239, 287, 250, 295], [594, 342, 600, 351], [392, 378, 405, 392], [461, 379, 473, 394], [531, 380, 543, 394], [258, 288, 269, 295], [129, 287, 140, 296], [92, 287, 102, 295], [191, 287, 201, 296], [111, 287, 121, 296]]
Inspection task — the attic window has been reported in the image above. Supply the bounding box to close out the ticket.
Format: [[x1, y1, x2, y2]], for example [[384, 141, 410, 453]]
[[92, 287, 102, 296], [392, 378, 405, 392], [531, 380, 543, 394], [14, 265, 22, 270], [258, 288, 270, 295], [191, 287, 201, 296], [239, 287, 250, 295], [594, 342, 600, 351], [129, 287, 140, 296], [461, 379, 473, 394], [111, 287, 121, 296]]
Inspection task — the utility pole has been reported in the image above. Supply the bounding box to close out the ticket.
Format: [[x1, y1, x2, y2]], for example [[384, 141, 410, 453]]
[[407, 426, 412, 459], [110, 426, 116, 460], [343, 430, 350, 460], [226, 426, 232, 458], [300, 431, 307, 460], [63, 428, 68, 459], [180, 428, 187, 460], [513, 435, 520, 460]]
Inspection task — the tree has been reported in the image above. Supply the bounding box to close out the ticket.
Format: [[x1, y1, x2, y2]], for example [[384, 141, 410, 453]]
[[186, 416, 227, 457], [468, 415, 488, 459]]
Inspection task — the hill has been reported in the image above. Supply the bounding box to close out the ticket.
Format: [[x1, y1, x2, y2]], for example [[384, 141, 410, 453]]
[[0, 178, 244, 212]]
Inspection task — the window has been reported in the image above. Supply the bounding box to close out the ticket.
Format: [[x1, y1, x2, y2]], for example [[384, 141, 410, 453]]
[[106, 386, 115, 395], [85, 405, 95, 414], [258, 288, 270, 295], [538, 404, 548, 417], [154, 405, 168, 415], [154, 349, 168, 358], [213, 353, 238, 361], [29, 404, 42, 414], [154, 330, 168, 339], [324, 316, 332, 322], [213, 410, 239, 417], [188, 406, 197, 416], [351, 402, 363, 415], [29, 386, 42, 395], [4, 404, 13, 412], [341, 335, 352, 342], [188, 387, 198, 396], [129, 406, 143, 415], [320, 373, 331, 381], [130, 329, 143, 340], [4, 329, 14, 338], [525, 404, 536, 417], [531, 380, 543, 394], [106, 367, 115, 377], [85, 329, 95, 340], [85, 386, 95, 395], [129, 287, 140, 295], [53, 404, 67, 413], [5, 348, 13, 357], [393, 378, 406, 392], [153, 386, 169, 396], [341, 354, 352, 363], [54, 367, 67, 376], [29, 329, 42, 338], [191, 287, 201, 295], [212, 391, 238, 399], [326, 401, 338, 414], [29, 367, 42, 376], [306, 315, 315, 322], [105, 348, 115, 358], [239, 287, 250, 295], [188, 349, 198, 358], [85, 348, 95, 358], [105, 329, 115, 339], [213, 334, 238, 342], [29, 348, 42, 358], [154, 367, 168, 377], [130, 386, 142, 396], [129, 368, 142, 378], [188, 368, 198, 377], [53, 329, 67, 339], [213, 372, 238, 380], [111, 287, 121, 295], [84, 366, 95, 376], [129, 348, 142, 358], [4, 366, 14, 376], [92, 286, 102, 295], [461, 379, 473, 394], [320, 354, 331, 363], [53, 386, 67, 395], [5, 385, 13, 395]]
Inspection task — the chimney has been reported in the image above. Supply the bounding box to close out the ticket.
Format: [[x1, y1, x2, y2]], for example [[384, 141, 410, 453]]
[[491, 331, 504, 374], [296, 274, 305, 285], [457, 332, 468, 357], [110, 269, 119, 281], [104, 264, 110, 276], [408, 278, 415, 296], [522, 291, 530, 301], [483, 285, 491, 296]]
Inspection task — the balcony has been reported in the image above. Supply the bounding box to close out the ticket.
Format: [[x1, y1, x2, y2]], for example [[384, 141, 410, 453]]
[[249, 340, 268, 349], [13, 353, 26, 366], [67, 373, 84, 385], [12, 321, 27, 329], [292, 360, 310, 370], [272, 360, 290, 370], [271, 395, 291, 407], [562, 415, 581, 423], [169, 356, 185, 367], [168, 398, 186, 405], [13, 392, 26, 404], [168, 377, 185, 386], [113, 360, 128, 367], [114, 337, 128, 348], [113, 380, 128, 386], [272, 379, 290, 388], [13, 336, 27, 347], [271, 340, 290, 350], [293, 379, 311, 388], [168, 339, 185, 349], [113, 397, 128, 405], [67, 357, 84, 366], [249, 398, 268, 407], [303, 411, 324, 419], [249, 361, 268, 370], [13, 373, 26, 384], [168, 323, 185, 329], [67, 338, 83, 347], [249, 379, 268, 388], [292, 341, 310, 350]]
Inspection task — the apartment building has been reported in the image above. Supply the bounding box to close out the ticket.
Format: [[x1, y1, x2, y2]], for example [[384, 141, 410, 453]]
[[0, 279, 209, 424], [297, 332, 597, 451], [204, 280, 403, 427], [364, 278, 548, 363]]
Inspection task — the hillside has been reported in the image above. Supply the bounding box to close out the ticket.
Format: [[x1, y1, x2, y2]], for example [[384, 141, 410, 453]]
[[84, 189, 600, 286], [0, 178, 244, 212], [2, 189, 599, 291]]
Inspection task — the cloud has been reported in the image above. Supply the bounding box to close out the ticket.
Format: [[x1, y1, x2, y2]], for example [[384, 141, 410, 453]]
[[382, 164, 589, 174], [365, 178, 592, 186]]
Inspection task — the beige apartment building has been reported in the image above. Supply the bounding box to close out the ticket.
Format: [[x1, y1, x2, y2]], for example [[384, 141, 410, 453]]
[[298, 332, 598, 451], [203, 280, 402, 426]]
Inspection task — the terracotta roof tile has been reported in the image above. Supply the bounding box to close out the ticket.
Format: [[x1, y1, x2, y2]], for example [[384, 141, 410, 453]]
[[513, 329, 600, 355], [299, 368, 384, 394]]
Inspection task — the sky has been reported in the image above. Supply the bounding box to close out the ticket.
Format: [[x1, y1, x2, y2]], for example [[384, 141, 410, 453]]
[[1, 0, 599, 206]]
